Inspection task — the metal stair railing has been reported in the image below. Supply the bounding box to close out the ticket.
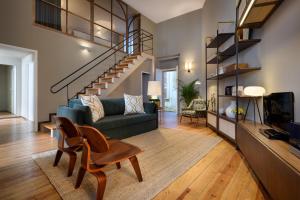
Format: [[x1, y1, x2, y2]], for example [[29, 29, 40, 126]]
[[49, 29, 153, 102]]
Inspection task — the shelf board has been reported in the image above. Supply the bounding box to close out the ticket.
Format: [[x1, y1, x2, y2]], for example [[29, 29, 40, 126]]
[[207, 39, 261, 64], [218, 95, 252, 98], [207, 67, 261, 80], [238, 0, 283, 29], [219, 114, 237, 124], [207, 110, 217, 116], [207, 33, 235, 48]]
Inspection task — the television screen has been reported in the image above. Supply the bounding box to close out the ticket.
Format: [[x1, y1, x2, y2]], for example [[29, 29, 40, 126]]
[[263, 92, 294, 131]]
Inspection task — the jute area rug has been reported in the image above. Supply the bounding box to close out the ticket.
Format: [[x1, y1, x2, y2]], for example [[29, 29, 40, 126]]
[[33, 128, 221, 200]]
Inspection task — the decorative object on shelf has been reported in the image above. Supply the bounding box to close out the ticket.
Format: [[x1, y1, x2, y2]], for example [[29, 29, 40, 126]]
[[232, 85, 244, 96], [185, 62, 192, 73], [148, 81, 162, 107], [211, 93, 217, 112], [179, 80, 199, 107], [225, 86, 233, 96], [224, 63, 249, 73], [217, 67, 225, 75], [237, 28, 252, 41], [233, 107, 245, 120], [209, 73, 216, 78], [225, 100, 237, 119], [243, 86, 266, 124]]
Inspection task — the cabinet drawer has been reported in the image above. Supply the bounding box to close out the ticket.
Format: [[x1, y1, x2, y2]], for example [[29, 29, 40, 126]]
[[207, 113, 217, 128], [219, 118, 235, 139]]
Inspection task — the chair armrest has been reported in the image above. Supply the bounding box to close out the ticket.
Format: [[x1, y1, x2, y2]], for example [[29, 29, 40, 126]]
[[144, 102, 157, 114], [57, 106, 85, 125]]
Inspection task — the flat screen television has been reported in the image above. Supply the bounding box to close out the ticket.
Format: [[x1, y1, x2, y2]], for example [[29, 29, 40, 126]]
[[263, 92, 295, 131]]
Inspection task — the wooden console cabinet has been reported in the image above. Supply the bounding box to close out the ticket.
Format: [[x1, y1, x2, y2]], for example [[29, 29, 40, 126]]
[[237, 122, 300, 200]]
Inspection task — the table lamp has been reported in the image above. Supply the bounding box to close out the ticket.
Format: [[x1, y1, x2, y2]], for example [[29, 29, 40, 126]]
[[147, 81, 162, 107], [243, 86, 266, 124]]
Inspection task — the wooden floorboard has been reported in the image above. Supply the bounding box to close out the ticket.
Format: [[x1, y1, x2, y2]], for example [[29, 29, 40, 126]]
[[0, 113, 266, 200]]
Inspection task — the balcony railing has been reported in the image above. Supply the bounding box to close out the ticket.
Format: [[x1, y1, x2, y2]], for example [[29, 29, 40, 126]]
[[34, 0, 153, 54]]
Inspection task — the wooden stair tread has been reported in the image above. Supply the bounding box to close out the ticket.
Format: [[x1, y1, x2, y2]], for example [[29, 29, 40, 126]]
[[118, 63, 129, 67], [42, 122, 57, 130]]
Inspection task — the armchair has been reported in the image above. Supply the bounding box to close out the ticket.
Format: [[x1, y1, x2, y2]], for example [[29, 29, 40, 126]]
[[180, 98, 206, 123]]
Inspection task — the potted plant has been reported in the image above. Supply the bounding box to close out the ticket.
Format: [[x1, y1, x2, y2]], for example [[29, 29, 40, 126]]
[[179, 80, 199, 106]]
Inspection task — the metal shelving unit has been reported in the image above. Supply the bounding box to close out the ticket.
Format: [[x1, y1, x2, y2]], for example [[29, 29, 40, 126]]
[[205, 0, 284, 143]]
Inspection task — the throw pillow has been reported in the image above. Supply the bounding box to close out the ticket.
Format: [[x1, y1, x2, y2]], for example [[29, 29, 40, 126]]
[[124, 94, 145, 115], [80, 95, 104, 122]]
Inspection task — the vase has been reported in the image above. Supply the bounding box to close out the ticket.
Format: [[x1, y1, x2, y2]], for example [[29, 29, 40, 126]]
[[225, 100, 236, 119]]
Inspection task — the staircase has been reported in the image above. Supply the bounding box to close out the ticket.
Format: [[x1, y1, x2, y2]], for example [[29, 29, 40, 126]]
[[78, 52, 153, 98]]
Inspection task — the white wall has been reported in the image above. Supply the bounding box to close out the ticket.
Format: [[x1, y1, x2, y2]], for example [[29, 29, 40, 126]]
[[156, 10, 203, 109], [21, 54, 35, 121]]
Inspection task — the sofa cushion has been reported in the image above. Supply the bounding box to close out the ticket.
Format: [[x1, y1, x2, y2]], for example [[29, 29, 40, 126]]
[[92, 113, 156, 130], [69, 99, 83, 108], [81, 95, 105, 122], [101, 98, 125, 116], [124, 94, 145, 115]]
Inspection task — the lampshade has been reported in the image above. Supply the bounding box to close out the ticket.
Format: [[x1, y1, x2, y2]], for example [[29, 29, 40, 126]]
[[147, 81, 162, 98], [244, 86, 266, 97]]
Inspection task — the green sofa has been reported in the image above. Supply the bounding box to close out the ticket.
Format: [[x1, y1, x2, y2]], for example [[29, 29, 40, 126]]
[[57, 98, 158, 139]]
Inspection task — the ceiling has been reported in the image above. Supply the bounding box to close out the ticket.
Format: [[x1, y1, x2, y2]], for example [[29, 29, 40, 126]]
[[123, 0, 206, 23]]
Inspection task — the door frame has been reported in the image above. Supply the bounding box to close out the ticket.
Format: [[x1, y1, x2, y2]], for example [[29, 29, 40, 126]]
[[0, 43, 38, 131], [161, 67, 179, 113]]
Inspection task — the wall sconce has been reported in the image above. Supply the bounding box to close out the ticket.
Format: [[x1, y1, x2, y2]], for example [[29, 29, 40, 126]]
[[185, 62, 192, 73], [80, 46, 91, 54]]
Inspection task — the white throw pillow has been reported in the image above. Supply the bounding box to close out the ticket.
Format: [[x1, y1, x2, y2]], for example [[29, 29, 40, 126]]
[[124, 94, 145, 115], [80, 95, 104, 122]]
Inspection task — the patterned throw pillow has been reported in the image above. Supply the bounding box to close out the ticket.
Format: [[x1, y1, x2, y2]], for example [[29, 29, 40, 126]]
[[80, 95, 105, 122], [124, 94, 145, 115]]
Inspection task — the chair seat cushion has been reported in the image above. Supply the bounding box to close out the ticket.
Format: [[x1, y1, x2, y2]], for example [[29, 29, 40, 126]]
[[182, 110, 196, 115], [93, 113, 156, 130]]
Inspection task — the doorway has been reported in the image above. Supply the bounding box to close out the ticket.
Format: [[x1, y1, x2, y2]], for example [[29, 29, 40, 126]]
[[156, 55, 180, 113], [0, 65, 15, 119], [0, 43, 38, 130], [141, 72, 151, 102], [162, 70, 178, 112]]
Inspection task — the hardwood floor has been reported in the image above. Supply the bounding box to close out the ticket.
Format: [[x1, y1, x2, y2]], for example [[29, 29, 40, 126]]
[[0, 113, 267, 200]]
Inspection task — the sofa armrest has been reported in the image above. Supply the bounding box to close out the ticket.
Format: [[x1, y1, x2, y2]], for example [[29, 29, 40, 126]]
[[73, 104, 93, 125], [144, 102, 157, 114], [57, 106, 85, 125]]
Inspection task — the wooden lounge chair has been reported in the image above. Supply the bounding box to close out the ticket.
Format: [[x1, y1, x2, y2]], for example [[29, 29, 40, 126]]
[[53, 117, 83, 177], [75, 126, 143, 200]]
